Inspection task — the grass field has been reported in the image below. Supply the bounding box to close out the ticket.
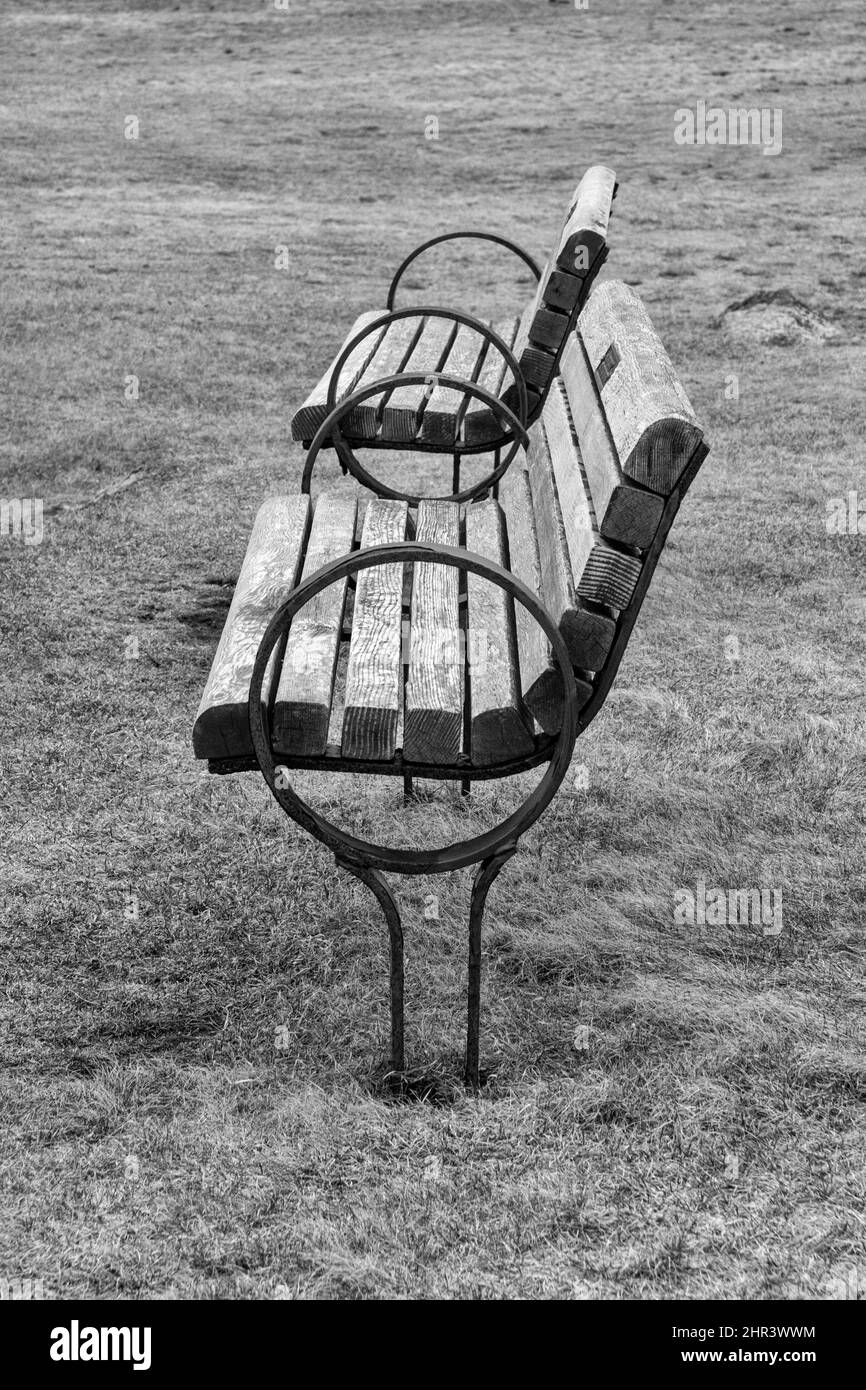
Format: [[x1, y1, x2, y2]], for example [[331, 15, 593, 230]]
[[1, 0, 864, 1300]]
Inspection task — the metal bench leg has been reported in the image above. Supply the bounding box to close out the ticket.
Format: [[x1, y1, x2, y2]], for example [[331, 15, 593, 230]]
[[403, 772, 414, 804], [336, 858, 405, 1074], [249, 546, 580, 1090], [465, 845, 516, 1090], [452, 450, 461, 496]]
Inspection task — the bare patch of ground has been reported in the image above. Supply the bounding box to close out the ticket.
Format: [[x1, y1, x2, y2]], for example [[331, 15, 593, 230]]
[[719, 288, 841, 346]]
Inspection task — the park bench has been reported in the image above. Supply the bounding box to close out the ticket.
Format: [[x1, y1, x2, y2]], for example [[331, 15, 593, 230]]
[[290, 164, 618, 501], [193, 278, 708, 1089]]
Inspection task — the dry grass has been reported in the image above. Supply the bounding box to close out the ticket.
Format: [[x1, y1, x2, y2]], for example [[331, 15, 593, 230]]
[[1, 0, 864, 1300]]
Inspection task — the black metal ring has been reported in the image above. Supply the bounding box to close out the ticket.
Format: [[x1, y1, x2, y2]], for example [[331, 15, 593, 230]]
[[248, 542, 579, 875], [302, 372, 528, 503], [386, 232, 541, 310]]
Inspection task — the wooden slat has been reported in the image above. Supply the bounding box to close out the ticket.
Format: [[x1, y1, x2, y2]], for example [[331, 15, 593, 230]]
[[325, 641, 350, 751], [345, 316, 423, 438], [578, 280, 705, 494], [524, 419, 615, 672], [417, 324, 488, 446], [542, 381, 642, 611], [511, 285, 557, 393], [540, 263, 585, 315], [528, 304, 571, 354], [291, 311, 387, 441], [555, 165, 616, 276], [462, 315, 519, 446], [499, 466, 592, 733], [541, 381, 596, 575], [465, 501, 535, 766], [341, 499, 408, 759], [576, 547, 642, 610], [509, 164, 617, 398], [379, 316, 456, 442], [558, 333, 663, 549], [403, 501, 463, 763], [271, 494, 358, 756], [519, 344, 558, 392], [193, 495, 312, 760], [512, 278, 543, 359], [507, 280, 558, 397], [509, 281, 537, 357]]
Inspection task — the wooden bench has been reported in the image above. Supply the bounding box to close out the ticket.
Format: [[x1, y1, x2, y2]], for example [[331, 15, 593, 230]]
[[193, 279, 708, 1088], [290, 165, 618, 500]]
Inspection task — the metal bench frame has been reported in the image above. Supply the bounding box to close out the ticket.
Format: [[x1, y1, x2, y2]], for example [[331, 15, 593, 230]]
[[227, 444, 706, 1089], [385, 230, 542, 311]]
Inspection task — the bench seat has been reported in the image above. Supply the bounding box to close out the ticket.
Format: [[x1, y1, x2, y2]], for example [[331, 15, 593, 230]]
[[192, 485, 594, 773], [290, 310, 523, 448], [195, 280, 707, 778]]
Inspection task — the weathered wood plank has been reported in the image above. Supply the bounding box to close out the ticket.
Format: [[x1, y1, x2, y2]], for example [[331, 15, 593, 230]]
[[541, 381, 595, 575], [403, 501, 463, 763], [525, 418, 615, 672], [465, 501, 535, 766], [341, 499, 408, 759], [346, 316, 423, 438], [271, 494, 358, 757], [290, 310, 388, 442], [576, 546, 642, 610], [506, 167, 617, 405], [499, 466, 592, 733], [379, 316, 456, 443], [555, 165, 616, 276], [542, 381, 643, 612], [325, 640, 350, 751], [519, 345, 558, 391], [559, 332, 663, 549], [579, 280, 705, 494], [417, 323, 487, 447], [540, 263, 584, 314], [193, 496, 312, 760], [508, 280, 559, 394], [512, 279, 542, 356], [462, 315, 519, 446], [528, 304, 571, 354]]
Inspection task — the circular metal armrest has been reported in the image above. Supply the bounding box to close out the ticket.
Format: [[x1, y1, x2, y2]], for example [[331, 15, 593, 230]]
[[386, 232, 541, 310], [248, 542, 579, 875], [303, 369, 528, 503], [324, 304, 527, 426], [313, 306, 530, 502]]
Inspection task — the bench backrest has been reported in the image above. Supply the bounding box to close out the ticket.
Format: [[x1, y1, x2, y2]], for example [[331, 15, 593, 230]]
[[500, 279, 708, 734], [508, 164, 617, 402]]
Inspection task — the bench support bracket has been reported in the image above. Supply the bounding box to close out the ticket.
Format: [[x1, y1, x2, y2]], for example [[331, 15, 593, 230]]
[[336, 857, 405, 1075], [465, 845, 517, 1090], [337, 843, 517, 1091], [248, 542, 580, 1090]]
